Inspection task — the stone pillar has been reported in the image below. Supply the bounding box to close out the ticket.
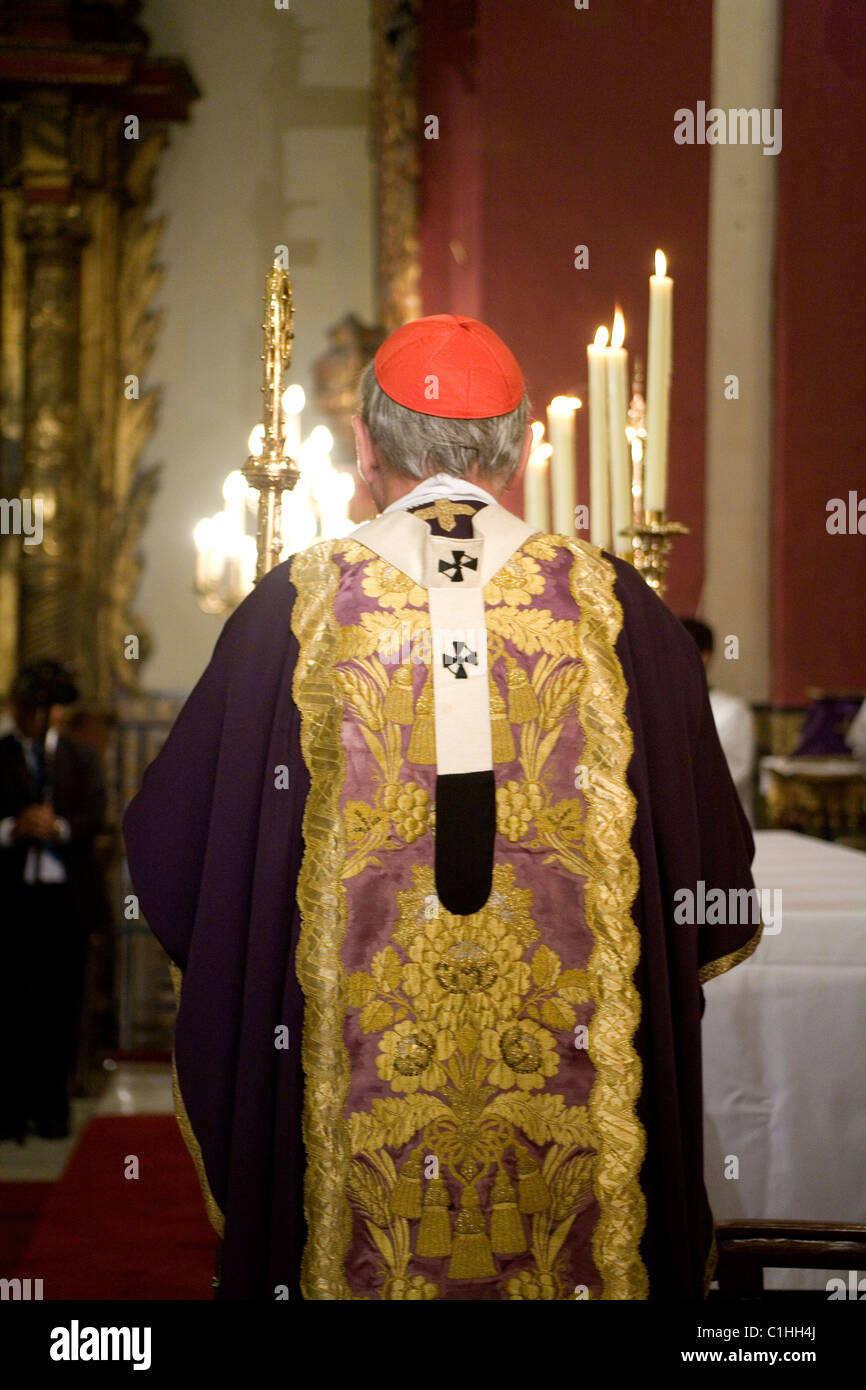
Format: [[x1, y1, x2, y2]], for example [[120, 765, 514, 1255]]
[[703, 0, 781, 701]]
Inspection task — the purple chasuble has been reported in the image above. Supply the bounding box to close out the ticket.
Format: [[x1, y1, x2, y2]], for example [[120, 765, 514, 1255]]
[[123, 498, 759, 1300]]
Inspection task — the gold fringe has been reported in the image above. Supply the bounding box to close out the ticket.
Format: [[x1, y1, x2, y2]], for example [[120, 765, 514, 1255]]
[[447, 1185, 496, 1279], [698, 921, 763, 985], [407, 678, 436, 763], [506, 658, 540, 722], [514, 1143, 550, 1214], [490, 683, 516, 762], [566, 537, 648, 1299], [291, 540, 355, 1300], [416, 1177, 452, 1256], [383, 663, 415, 724], [390, 1147, 424, 1218], [489, 1168, 526, 1254], [167, 960, 225, 1238]]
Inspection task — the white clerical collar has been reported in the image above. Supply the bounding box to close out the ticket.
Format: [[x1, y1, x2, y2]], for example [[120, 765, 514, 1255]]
[[380, 471, 499, 515]]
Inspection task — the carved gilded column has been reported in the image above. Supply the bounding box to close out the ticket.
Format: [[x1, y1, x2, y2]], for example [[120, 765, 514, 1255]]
[[371, 0, 422, 330], [0, 1, 198, 702], [19, 198, 90, 680]]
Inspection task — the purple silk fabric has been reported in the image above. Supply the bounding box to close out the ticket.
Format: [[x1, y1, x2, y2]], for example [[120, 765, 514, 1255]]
[[123, 545, 756, 1300]]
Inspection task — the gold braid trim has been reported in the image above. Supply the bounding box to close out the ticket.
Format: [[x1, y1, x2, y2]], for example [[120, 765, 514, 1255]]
[[566, 539, 648, 1299], [698, 921, 763, 985], [290, 541, 354, 1300], [167, 959, 225, 1237]]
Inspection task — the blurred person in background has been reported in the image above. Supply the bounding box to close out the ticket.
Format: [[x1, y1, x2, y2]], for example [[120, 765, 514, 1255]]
[[680, 618, 756, 825], [0, 659, 106, 1141]]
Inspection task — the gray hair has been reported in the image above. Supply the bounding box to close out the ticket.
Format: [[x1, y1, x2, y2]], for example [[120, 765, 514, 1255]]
[[358, 360, 530, 484]]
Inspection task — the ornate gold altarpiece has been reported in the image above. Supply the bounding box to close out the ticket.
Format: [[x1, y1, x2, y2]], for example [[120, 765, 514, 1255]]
[[0, 0, 198, 704], [371, 0, 421, 333]]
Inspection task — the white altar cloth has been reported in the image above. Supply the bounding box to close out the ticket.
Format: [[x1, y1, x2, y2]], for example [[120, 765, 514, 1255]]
[[702, 831, 866, 1291]]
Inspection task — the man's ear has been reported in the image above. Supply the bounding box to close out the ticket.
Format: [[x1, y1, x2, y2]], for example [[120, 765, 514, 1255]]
[[351, 415, 378, 488]]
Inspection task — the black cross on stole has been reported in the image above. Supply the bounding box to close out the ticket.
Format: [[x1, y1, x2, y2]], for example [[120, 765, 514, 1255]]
[[438, 549, 478, 583], [442, 639, 478, 679]]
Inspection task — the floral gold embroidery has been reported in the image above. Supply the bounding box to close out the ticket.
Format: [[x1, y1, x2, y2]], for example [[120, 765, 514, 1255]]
[[361, 557, 427, 609], [335, 607, 429, 664], [333, 656, 435, 878], [522, 535, 561, 563], [482, 551, 546, 607], [336, 536, 375, 566], [486, 604, 580, 658], [344, 862, 598, 1299]]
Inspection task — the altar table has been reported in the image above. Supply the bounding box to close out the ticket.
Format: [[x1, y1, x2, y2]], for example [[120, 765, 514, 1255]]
[[702, 831, 866, 1291]]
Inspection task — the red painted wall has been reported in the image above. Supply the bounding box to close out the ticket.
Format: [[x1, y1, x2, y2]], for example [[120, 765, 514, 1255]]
[[772, 0, 866, 704], [419, 0, 713, 615]]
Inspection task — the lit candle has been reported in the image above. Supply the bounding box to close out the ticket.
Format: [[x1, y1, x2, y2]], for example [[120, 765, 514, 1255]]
[[587, 326, 611, 549], [606, 309, 631, 552], [239, 535, 258, 594], [281, 383, 305, 460], [524, 421, 551, 530], [210, 508, 243, 593], [547, 395, 581, 535], [281, 473, 317, 555], [319, 470, 356, 539], [645, 249, 673, 514], [222, 470, 250, 536], [193, 517, 214, 590]]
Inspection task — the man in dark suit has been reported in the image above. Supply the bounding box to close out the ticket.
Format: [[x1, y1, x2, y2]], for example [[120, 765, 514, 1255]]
[[0, 660, 106, 1140]]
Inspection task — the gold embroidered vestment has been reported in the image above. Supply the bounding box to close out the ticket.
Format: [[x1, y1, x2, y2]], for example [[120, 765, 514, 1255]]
[[290, 520, 646, 1300]]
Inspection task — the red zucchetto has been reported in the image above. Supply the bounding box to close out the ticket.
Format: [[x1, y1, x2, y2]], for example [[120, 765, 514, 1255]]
[[373, 313, 524, 419]]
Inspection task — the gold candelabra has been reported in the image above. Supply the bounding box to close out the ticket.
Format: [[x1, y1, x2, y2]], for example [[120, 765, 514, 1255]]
[[620, 361, 688, 599], [193, 257, 357, 613], [242, 258, 299, 582]]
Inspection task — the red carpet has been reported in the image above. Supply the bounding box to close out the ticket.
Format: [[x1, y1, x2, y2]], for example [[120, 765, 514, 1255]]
[[0, 1183, 50, 1271], [12, 1115, 216, 1299]]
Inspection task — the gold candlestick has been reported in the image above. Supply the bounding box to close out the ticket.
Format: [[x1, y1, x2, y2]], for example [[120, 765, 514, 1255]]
[[624, 511, 689, 599], [626, 359, 647, 538], [242, 258, 298, 582], [618, 359, 688, 599]]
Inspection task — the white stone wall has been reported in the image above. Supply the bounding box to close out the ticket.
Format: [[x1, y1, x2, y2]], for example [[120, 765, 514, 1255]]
[[137, 0, 374, 691]]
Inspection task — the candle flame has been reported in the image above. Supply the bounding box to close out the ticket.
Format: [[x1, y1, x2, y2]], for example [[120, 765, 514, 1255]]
[[549, 395, 582, 413], [309, 424, 334, 454], [530, 420, 546, 447], [222, 470, 249, 505], [193, 517, 213, 553], [654, 249, 667, 277], [593, 326, 609, 349], [281, 383, 306, 415], [248, 424, 265, 456], [611, 309, 625, 349], [530, 442, 553, 466]]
